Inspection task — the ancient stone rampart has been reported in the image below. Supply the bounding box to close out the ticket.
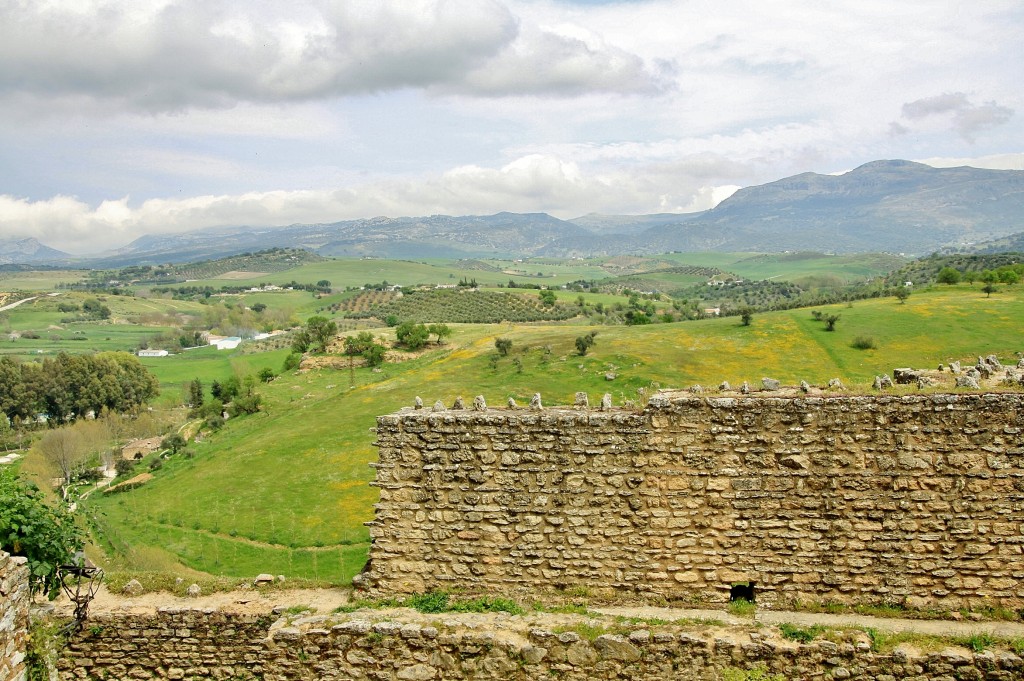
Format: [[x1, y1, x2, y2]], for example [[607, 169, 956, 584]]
[[0, 550, 30, 681], [366, 392, 1024, 609], [53, 608, 1024, 680]]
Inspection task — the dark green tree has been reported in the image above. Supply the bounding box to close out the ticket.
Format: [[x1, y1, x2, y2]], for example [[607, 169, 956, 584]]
[[494, 337, 513, 356], [304, 316, 338, 354], [395, 322, 430, 350], [936, 267, 961, 284], [740, 308, 754, 326], [161, 433, 187, 453], [82, 298, 111, 320], [188, 379, 204, 408], [575, 331, 598, 356], [427, 323, 452, 345]]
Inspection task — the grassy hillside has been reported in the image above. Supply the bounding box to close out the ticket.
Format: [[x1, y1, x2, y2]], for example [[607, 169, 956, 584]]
[[0, 292, 209, 361], [81, 283, 1024, 584], [661, 251, 906, 282]]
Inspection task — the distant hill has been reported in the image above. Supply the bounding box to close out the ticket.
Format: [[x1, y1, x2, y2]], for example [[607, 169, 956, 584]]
[[92, 213, 596, 266], [961, 231, 1024, 254], [633, 160, 1024, 255], [0, 237, 69, 265], [568, 212, 701, 235], [76, 159, 1024, 265], [82, 248, 326, 284]]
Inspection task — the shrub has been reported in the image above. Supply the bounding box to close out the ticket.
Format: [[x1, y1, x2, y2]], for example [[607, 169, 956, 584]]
[[851, 336, 876, 350], [778, 623, 823, 643], [282, 352, 302, 372]]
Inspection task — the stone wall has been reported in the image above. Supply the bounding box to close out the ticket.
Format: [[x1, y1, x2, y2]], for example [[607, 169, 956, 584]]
[[366, 392, 1024, 609], [54, 608, 1024, 680], [0, 550, 30, 681], [56, 609, 272, 679]]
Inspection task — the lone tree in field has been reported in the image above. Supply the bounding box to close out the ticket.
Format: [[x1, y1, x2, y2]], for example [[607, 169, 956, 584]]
[[427, 323, 452, 345], [893, 287, 910, 304], [936, 267, 961, 284], [982, 283, 998, 297], [739, 307, 754, 326], [824, 313, 840, 331], [494, 337, 513, 356], [575, 331, 598, 356]]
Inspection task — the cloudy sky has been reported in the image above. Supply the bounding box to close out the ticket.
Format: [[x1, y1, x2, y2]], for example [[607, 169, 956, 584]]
[[0, 0, 1021, 254]]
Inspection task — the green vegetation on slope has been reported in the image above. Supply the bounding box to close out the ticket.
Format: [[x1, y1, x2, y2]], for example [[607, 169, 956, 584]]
[[81, 283, 1024, 584]]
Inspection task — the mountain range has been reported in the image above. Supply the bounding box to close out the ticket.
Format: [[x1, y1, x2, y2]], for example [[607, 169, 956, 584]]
[[6, 160, 1024, 266], [0, 237, 70, 265]]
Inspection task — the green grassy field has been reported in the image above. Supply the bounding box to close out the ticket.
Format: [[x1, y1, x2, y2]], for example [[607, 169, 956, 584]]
[[80, 282, 1024, 584], [660, 252, 907, 282], [0, 292, 210, 360], [0, 270, 86, 290]]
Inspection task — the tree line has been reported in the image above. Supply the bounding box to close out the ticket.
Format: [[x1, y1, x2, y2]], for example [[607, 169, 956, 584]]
[[0, 352, 159, 427]]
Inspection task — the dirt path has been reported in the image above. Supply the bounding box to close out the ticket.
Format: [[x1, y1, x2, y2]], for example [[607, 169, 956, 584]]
[[52, 586, 352, 617], [52, 587, 1024, 639], [0, 295, 39, 312], [596, 605, 1024, 638]]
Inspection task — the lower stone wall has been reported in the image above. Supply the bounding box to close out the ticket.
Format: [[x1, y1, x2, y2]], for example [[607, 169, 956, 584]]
[[54, 609, 1024, 681], [56, 610, 272, 680], [0, 550, 30, 681]]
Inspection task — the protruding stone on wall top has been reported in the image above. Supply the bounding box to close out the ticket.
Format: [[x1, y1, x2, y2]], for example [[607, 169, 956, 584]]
[[452, 396, 465, 410], [799, 380, 810, 393], [872, 375, 894, 390], [761, 377, 780, 391], [186, 583, 201, 597], [473, 395, 486, 411], [950, 360, 961, 374], [719, 381, 731, 391], [529, 393, 543, 410], [123, 578, 144, 596], [893, 368, 920, 384], [740, 381, 750, 394], [688, 385, 704, 394], [648, 394, 670, 408], [601, 393, 612, 410], [956, 375, 981, 389], [574, 392, 589, 409], [827, 378, 845, 390], [432, 400, 446, 412], [414, 396, 423, 410], [507, 397, 517, 409]]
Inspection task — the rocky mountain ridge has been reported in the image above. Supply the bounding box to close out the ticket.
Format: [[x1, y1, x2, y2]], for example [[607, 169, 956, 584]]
[[7, 160, 1024, 265]]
